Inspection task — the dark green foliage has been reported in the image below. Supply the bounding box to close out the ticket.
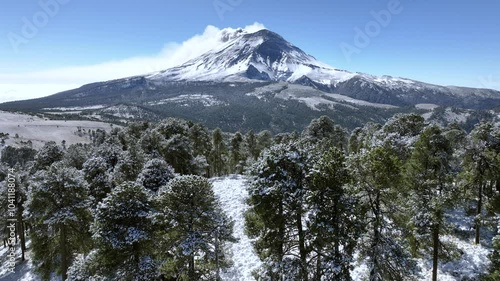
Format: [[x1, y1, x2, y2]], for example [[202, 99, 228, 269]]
[[210, 128, 227, 177], [405, 125, 455, 281], [230, 132, 244, 174], [27, 162, 91, 280], [34, 141, 64, 169], [155, 176, 235, 280], [137, 158, 175, 192], [0, 145, 37, 167], [245, 130, 259, 161], [350, 146, 417, 281], [307, 148, 361, 280], [90, 181, 156, 280], [247, 143, 313, 280], [83, 156, 113, 205], [303, 115, 347, 150], [63, 143, 90, 169]]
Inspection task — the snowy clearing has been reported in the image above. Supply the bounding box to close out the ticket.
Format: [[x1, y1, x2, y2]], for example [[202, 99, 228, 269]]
[[211, 175, 262, 281], [0, 111, 115, 149]]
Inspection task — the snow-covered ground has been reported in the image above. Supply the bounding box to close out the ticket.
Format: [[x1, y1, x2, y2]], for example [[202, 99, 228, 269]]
[[0, 241, 41, 281], [148, 94, 228, 107], [0, 111, 115, 149], [211, 175, 262, 281], [246, 83, 397, 111]]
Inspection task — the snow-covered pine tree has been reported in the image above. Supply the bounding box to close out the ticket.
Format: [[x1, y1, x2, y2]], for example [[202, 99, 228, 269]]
[[63, 143, 90, 170], [112, 143, 145, 185], [90, 181, 156, 280], [136, 158, 175, 193], [139, 128, 167, 156], [256, 130, 273, 155], [210, 128, 228, 177], [162, 134, 195, 175], [34, 141, 64, 169], [405, 125, 456, 281], [230, 132, 245, 174], [348, 122, 382, 154], [307, 147, 360, 280], [302, 115, 347, 150], [245, 130, 259, 161], [377, 113, 426, 161], [26, 162, 91, 281], [246, 143, 313, 280], [462, 121, 500, 244], [350, 146, 417, 281], [154, 175, 235, 280], [83, 156, 113, 206], [188, 122, 213, 159]]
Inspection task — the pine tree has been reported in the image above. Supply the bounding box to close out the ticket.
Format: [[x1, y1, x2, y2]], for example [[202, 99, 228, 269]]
[[26, 162, 91, 280], [63, 143, 90, 170], [83, 156, 113, 206], [245, 130, 259, 161], [90, 181, 156, 280], [210, 128, 227, 177], [348, 122, 382, 154], [462, 121, 500, 244], [405, 125, 455, 281], [154, 175, 235, 280], [230, 132, 244, 174], [350, 146, 417, 281], [189, 122, 213, 158], [256, 130, 273, 155], [137, 158, 175, 192], [34, 141, 64, 169], [112, 143, 145, 185], [307, 147, 360, 280], [162, 134, 195, 175], [303, 115, 347, 150], [246, 143, 313, 280], [378, 114, 426, 160]]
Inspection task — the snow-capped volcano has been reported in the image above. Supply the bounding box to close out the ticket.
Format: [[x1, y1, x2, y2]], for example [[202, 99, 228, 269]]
[[148, 28, 357, 85], [2, 25, 499, 128]]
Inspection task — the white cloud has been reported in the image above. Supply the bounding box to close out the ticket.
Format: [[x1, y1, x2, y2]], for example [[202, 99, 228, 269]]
[[0, 22, 266, 103]]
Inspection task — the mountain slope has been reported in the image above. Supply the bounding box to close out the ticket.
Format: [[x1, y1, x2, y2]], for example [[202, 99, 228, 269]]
[[1, 27, 499, 132]]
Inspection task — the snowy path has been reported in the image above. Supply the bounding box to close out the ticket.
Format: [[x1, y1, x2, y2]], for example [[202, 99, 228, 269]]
[[0, 240, 41, 281], [211, 175, 262, 281]]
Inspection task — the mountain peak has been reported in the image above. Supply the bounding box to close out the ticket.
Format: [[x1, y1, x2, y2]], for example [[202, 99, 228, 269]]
[[245, 29, 284, 40], [148, 28, 355, 84]]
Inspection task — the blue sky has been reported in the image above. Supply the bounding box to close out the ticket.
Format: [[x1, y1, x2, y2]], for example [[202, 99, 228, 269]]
[[1, 0, 499, 102]]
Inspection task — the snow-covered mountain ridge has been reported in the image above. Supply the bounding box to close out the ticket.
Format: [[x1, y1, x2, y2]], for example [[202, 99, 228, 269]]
[[1, 26, 499, 132], [147, 28, 377, 87], [145, 27, 499, 101]]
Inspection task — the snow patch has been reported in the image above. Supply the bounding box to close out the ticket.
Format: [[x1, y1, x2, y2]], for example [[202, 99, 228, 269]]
[[211, 175, 262, 281], [42, 105, 106, 111], [148, 94, 227, 107]]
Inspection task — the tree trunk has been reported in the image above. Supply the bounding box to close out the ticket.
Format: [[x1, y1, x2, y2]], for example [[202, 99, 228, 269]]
[[432, 222, 440, 281], [17, 199, 26, 261], [296, 207, 308, 281], [18, 221, 26, 261], [475, 183, 483, 244], [369, 193, 381, 281], [278, 202, 285, 281], [61, 226, 68, 281], [189, 255, 195, 280], [215, 228, 220, 281], [315, 251, 321, 281]]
